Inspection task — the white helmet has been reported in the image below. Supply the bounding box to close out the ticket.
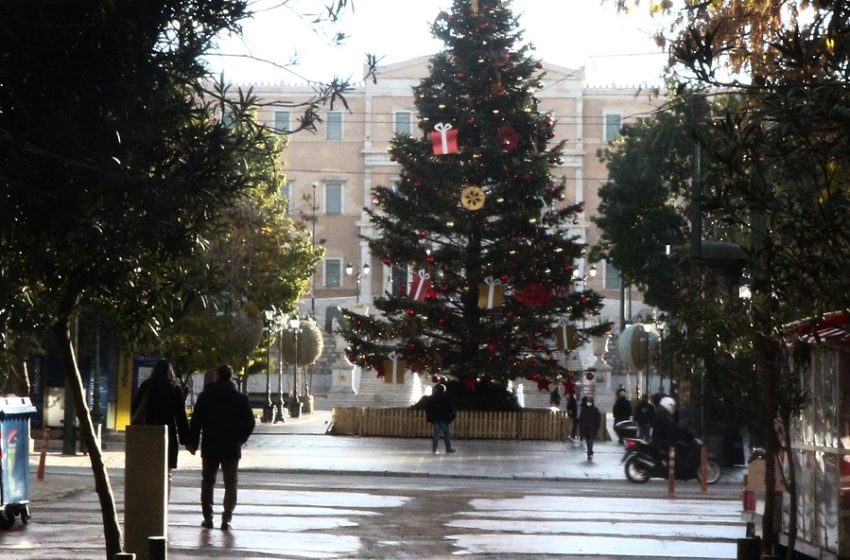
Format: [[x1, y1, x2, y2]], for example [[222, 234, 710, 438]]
[[659, 396, 676, 414]]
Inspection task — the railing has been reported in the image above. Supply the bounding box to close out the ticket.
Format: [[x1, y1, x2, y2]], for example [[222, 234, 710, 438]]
[[330, 407, 577, 440]]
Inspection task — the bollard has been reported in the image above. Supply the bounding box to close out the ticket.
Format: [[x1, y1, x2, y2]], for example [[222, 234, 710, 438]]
[[668, 446, 676, 497], [148, 536, 166, 560], [736, 536, 759, 560], [36, 427, 50, 481], [114, 554, 136, 559], [700, 446, 708, 494]]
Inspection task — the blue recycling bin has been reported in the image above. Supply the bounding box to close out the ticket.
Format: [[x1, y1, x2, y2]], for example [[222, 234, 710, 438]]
[[0, 396, 37, 529]]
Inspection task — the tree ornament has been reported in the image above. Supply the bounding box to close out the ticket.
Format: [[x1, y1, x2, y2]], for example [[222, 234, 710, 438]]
[[499, 273, 509, 283], [426, 254, 435, 264], [465, 377, 478, 391], [407, 341, 417, 350], [586, 372, 594, 381], [406, 308, 416, 316], [456, 71, 466, 79], [478, 276, 505, 309], [515, 282, 550, 308], [461, 185, 486, 210], [383, 351, 406, 384], [408, 269, 432, 301], [383, 256, 393, 265], [417, 229, 428, 238], [431, 122, 458, 155], [555, 317, 577, 352], [497, 125, 520, 150], [437, 317, 446, 326], [467, 116, 477, 125]]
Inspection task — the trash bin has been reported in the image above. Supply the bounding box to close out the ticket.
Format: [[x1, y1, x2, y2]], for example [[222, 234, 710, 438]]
[[0, 396, 37, 529]]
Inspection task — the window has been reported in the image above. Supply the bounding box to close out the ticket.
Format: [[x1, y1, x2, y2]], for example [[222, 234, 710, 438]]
[[326, 111, 342, 140], [280, 181, 292, 215], [394, 111, 412, 136], [604, 113, 623, 142], [273, 111, 290, 133], [325, 259, 342, 288], [325, 181, 343, 214], [391, 266, 408, 297], [604, 261, 622, 290]]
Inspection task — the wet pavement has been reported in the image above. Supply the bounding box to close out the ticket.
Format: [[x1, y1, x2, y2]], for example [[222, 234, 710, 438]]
[[11, 410, 748, 559], [29, 410, 746, 500]]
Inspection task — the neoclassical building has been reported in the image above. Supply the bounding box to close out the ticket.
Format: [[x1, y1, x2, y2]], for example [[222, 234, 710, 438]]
[[250, 57, 662, 331]]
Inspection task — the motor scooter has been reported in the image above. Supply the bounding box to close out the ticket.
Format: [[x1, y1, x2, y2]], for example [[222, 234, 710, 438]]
[[621, 434, 721, 484]]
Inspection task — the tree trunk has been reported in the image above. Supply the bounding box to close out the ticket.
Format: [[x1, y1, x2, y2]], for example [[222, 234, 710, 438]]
[[52, 318, 123, 559], [761, 343, 779, 557], [782, 407, 797, 560]]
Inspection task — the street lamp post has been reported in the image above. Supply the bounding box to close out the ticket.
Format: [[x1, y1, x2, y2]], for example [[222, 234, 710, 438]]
[[345, 262, 370, 304], [288, 317, 302, 418], [276, 321, 285, 423]]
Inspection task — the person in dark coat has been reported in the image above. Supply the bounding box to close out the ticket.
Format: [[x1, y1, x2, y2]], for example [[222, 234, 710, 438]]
[[425, 383, 456, 454], [612, 391, 633, 444], [566, 393, 579, 440], [549, 387, 562, 409], [578, 396, 602, 460], [188, 364, 255, 530], [130, 359, 190, 487], [633, 393, 656, 440]]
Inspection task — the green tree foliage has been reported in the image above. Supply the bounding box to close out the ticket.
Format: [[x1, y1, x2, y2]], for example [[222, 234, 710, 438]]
[[152, 118, 322, 376], [340, 0, 606, 392], [0, 1, 343, 557], [622, 1, 850, 555]]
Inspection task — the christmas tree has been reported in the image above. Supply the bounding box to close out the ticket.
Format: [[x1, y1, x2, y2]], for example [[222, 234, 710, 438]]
[[341, 0, 607, 396]]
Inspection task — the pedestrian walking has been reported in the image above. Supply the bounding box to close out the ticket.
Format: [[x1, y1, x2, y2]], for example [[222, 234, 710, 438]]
[[549, 386, 562, 409], [130, 359, 190, 493], [425, 383, 456, 454], [187, 364, 256, 530], [566, 393, 578, 440], [578, 396, 602, 460], [612, 391, 633, 444], [633, 393, 655, 440]]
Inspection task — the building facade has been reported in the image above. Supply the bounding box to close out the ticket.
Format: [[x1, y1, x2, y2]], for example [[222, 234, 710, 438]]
[[251, 57, 662, 330]]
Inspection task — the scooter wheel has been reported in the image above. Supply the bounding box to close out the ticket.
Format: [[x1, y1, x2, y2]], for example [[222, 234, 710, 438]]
[[20, 505, 31, 525], [700, 460, 722, 485], [0, 510, 14, 530], [624, 455, 651, 483]]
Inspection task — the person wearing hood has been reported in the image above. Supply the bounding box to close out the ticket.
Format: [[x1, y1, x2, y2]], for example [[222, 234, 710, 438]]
[[187, 364, 255, 530]]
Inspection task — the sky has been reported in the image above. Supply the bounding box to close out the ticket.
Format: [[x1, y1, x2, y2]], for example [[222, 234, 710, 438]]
[[206, 0, 673, 87]]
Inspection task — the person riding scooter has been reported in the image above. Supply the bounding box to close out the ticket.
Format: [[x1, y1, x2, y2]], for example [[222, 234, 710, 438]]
[[652, 397, 698, 474]]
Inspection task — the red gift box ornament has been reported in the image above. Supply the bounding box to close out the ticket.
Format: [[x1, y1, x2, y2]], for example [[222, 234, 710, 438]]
[[431, 122, 458, 155], [408, 269, 432, 301], [497, 125, 520, 151]]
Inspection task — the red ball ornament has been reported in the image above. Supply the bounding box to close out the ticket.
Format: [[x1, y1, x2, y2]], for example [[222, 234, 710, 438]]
[[467, 116, 477, 125], [456, 72, 466, 79], [437, 317, 446, 326], [407, 341, 417, 350], [418, 229, 428, 238], [499, 273, 509, 283], [426, 254, 435, 264], [563, 264, 574, 274], [479, 22, 489, 30], [390, 154, 397, 162], [535, 61, 544, 69], [497, 125, 520, 150], [383, 256, 393, 265], [523, 173, 532, 182], [586, 372, 595, 381], [424, 289, 438, 300], [414, 180, 422, 189], [406, 308, 416, 316], [580, 296, 590, 305]]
